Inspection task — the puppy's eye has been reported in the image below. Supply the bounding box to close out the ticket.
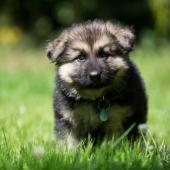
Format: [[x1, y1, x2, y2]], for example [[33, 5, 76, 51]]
[[98, 51, 110, 59], [76, 54, 87, 62]]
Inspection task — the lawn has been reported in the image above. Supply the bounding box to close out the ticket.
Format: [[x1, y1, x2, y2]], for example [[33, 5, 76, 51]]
[[0, 41, 170, 170]]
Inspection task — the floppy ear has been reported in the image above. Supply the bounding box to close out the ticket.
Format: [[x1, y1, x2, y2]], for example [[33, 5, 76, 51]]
[[107, 22, 135, 53], [47, 31, 68, 63]]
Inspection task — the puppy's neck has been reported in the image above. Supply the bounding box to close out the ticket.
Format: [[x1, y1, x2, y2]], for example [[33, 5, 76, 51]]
[[59, 82, 126, 104], [77, 88, 108, 100]]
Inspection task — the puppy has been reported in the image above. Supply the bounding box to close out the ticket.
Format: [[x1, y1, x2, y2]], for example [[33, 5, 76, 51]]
[[47, 20, 147, 149]]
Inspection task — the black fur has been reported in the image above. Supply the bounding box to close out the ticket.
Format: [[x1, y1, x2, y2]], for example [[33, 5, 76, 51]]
[[47, 20, 148, 146], [53, 60, 147, 142]]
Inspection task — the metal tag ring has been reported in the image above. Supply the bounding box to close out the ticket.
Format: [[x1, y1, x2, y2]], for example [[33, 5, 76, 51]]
[[98, 97, 110, 110]]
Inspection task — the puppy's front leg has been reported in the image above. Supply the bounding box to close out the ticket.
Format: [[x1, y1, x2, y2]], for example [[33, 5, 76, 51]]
[[66, 132, 80, 150], [55, 119, 80, 150], [56, 132, 79, 150]]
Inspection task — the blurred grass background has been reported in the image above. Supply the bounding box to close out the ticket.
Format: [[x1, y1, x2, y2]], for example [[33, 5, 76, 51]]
[[0, 0, 170, 169]]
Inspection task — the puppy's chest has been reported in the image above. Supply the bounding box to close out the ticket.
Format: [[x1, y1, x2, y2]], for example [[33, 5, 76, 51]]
[[72, 103, 132, 132]]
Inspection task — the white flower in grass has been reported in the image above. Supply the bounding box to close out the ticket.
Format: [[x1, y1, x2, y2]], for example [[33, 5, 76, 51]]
[[147, 145, 154, 151], [32, 146, 45, 159]]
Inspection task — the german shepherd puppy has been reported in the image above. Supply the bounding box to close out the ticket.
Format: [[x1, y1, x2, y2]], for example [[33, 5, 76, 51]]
[[47, 20, 147, 149]]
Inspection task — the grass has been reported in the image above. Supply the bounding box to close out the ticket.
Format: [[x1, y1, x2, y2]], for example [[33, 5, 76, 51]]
[[0, 41, 170, 169]]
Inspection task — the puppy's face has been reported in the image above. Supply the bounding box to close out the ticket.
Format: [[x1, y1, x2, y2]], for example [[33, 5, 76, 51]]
[[47, 20, 135, 96]]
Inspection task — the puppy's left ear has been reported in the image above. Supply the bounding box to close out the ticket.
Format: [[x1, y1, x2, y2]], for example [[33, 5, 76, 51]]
[[107, 22, 135, 53], [46, 31, 68, 63]]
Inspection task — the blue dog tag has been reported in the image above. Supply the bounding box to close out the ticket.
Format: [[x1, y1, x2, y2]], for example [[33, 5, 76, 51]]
[[99, 108, 108, 121]]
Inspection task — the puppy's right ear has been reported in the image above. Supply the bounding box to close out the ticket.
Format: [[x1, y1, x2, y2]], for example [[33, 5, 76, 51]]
[[47, 31, 68, 64]]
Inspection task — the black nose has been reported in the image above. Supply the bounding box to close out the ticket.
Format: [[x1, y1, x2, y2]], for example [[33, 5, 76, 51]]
[[89, 71, 101, 81]]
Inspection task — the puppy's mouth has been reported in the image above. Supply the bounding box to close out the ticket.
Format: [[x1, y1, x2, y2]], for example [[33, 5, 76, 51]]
[[79, 82, 110, 89], [74, 78, 113, 89], [76, 85, 109, 100], [74, 73, 115, 89]]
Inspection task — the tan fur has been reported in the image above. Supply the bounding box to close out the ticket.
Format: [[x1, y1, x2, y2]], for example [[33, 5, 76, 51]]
[[105, 105, 132, 139], [58, 62, 76, 84], [107, 57, 129, 70], [106, 22, 134, 50], [72, 103, 132, 139], [70, 41, 91, 53], [66, 132, 79, 150], [93, 35, 111, 51], [73, 104, 101, 128]]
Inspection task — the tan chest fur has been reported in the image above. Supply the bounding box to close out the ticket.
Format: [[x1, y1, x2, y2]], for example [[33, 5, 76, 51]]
[[70, 103, 132, 138]]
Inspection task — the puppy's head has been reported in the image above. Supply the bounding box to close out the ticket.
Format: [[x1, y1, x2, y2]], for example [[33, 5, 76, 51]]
[[47, 20, 135, 97]]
